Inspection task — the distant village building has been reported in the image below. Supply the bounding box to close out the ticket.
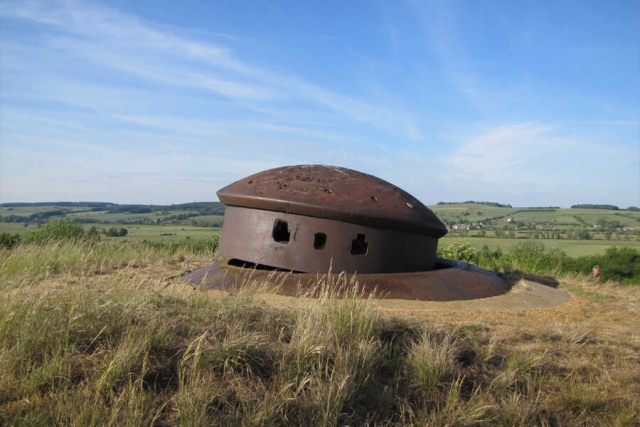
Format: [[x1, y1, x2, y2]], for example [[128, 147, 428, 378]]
[[452, 224, 471, 231], [538, 225, 555, 231]]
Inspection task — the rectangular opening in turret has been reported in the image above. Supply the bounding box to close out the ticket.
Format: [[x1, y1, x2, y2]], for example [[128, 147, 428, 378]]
[[350, 233, 368, 255], [272, 219, 290, 243], [314, 232, 327, 250]]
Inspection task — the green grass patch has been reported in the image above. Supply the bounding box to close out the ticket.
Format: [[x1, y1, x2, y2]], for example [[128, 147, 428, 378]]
[[438, 241, 640, 284], [440, 236, 639, 257]]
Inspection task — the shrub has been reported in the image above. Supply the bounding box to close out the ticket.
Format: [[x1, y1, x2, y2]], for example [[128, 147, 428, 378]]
[[475, 245, 504, 271], [438, 241, 640, 284], [438, 243, 476, 263], [506, 241, 568, 274], [203, 235, 220, 253], [23, 219, 89, 244], [106, 227, 128, 237], [0, 232, 21, 250], [572, 247, 640, 285]]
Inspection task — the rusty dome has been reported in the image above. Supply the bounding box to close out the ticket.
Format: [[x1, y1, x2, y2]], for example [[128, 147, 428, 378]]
[[185, 164, 512, 301], [216, 165, 446, 274], [217, 165, 448, 237]]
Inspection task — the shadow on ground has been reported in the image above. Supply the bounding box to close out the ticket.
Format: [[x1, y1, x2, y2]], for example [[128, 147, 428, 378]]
[[499, 271, 560, 288]]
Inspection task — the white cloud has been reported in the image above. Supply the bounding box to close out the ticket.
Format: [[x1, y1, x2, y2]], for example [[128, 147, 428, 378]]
[[1, 1, 637, 208], [443, 123, 639, 206], [447, 123, 558, 183], [1, 0, 423, 140], [409, 0, 480, 103]]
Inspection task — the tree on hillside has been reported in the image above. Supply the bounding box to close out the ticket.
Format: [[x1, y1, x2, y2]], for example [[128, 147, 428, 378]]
[[571, 204, 619, 210], [106, 227, 128, 237]]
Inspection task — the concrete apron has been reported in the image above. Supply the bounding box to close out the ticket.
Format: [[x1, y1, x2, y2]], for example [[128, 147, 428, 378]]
[[184, 259, 570, 311], [371, 281, 571, 312]]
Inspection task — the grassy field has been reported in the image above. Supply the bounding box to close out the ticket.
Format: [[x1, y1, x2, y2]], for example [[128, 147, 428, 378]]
[[0, 223, 640, 257], [1, 240, 638, 426], [0, 206, 92, 216], [123, 224, 219, 242], [5, 202, 640, 229], [0, 204, 223, 226], [440, 236, 640, 257], [3, 223, 636, 256], [429, 204, 516, 223], [2, 203, 638, 257], [430, 204, 640, 228], [0, 223, 220, 243]]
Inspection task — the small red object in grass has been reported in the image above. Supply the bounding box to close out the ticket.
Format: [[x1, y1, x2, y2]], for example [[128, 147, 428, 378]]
[[593, 265, 600, 278]]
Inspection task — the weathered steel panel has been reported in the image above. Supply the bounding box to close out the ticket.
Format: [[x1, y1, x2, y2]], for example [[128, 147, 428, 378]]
[[219, 206, 438, 274]]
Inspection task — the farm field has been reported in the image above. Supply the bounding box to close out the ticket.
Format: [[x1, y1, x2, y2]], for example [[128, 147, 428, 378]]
[[0, 222, 220, 243], [117, 224, 219, 243], [440, 236, 640, 257], [430, 204, 640, 228], [1, 202, 639, 255]]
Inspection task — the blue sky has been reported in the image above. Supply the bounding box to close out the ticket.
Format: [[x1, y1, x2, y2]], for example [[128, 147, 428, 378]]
[[1, 0, 638, 207]]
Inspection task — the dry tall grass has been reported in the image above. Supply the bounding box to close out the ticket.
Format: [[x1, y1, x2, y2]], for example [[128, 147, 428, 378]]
[[1, 240, 638, 426]]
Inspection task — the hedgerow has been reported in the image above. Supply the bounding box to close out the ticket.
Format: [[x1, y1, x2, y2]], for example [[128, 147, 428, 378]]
[[438, 241, 640, 284]]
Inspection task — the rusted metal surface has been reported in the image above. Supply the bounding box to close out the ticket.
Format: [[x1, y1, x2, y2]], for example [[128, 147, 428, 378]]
[[184, 164, 512, 301], [217, 165, 447, 238], [219, 206, 438, 274], [217, 164, 444, 274], [184, 258, 511, 301]]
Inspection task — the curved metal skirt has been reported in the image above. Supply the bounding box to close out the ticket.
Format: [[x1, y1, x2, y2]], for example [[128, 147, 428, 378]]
[[184, 258, 511, 301]]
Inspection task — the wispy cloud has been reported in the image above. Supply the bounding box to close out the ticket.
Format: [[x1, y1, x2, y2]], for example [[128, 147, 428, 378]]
[[566, 120, 640, 126], [0, 0, 637, 207], [1, 0, 422, 140], [447, 123, 558, 184], [408, 0, 480, 103], [444, 123, 639, 206]]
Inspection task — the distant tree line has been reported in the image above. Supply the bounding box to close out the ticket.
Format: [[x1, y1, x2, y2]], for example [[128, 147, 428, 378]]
[[107, 205, 153, 214], [103, 202, 226, 215], [174, 202, 226, 215], [437, 201, 513, 208], [0, 202, 117, 209], [0, 202, 226, 224], [0, 201, 225, 214], [571, 204, 619, 210], [104, 227, 128, 237], [0, 210, 67, 223]]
